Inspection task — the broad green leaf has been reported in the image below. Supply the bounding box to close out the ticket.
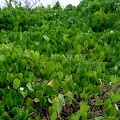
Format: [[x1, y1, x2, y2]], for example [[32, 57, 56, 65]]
[[21, 59, 27, 69], [26, 97, 33, 106], [65, 91, 73, 102], [110, 93, 120, 102], [58, 94, 65, 104], [34, 51, 40, 60], [63, 35, 69, 42], [18, 73, 23, 80], [50, 111, 57, 120], [53, 79, 60, 91], [80, 92, 88, 99], [55, 62, 62, 71], [48, 106, 55, 115], [13, 78, 20, 89], [106, 107, 118, 117], [28, 106, 34, 113], [69, 112, 80, 120], [95, 99, 103, 105], [0, 112, 11, 120], [104, 98, 112, 109], [52, 98, 62, 113], [36, 90, 46, 105], [36, 90, 43, 100], [93, 86, 102, 94], [7, 73, 14, 83], [20, 90, 28, 98], [5, 97, 13, 109], [19, 107, 29, 120], [11, 63, 18, 72], [61, 81, 68, 91], [0, 54, 5, 61], [14, 96, 24, 106], [110, 76, 120, 83], [80, 102, 89, 112], [44, 61, 55, 75], [79, 111, 87, 120], [73, 112, 80, 120]]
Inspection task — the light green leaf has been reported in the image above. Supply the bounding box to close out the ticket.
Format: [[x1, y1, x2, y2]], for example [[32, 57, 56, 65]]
[[58, 94, 65, 104], [26, 83, 34, 91], [95, 99, 103, 105], [20, 90, 28, 98], [43, 35, 50, 42], [53, 79, 60, 91], [33, 98, 40, 103], [18, 73, 23, 80], [80, 102, 89, 112], [115, 104, 119, 111], [80, 92, 88, 99], [0, 54, 5, 61], [50, 111, 57, 120], [52, 98, 62, 113], [110, 93, 120, 102], [13, 78, 20, 89], [110, 76, 120, 83], [73, 112, 80, 120], [79, 111, 87, 119], [104, 98, 112, 109], [34, 51, 40, 60], [35, 41, 40, 46], [94, 116, 103, 120], [69, 112, 80, 120], [45, 61, 55, 75]]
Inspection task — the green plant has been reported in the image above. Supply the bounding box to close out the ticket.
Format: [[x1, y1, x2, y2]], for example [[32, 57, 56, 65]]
[[0, 0, 120, 119]]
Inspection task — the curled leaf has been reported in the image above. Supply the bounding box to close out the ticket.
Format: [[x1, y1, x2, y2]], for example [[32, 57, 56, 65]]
[[47, 80, 54, 87]]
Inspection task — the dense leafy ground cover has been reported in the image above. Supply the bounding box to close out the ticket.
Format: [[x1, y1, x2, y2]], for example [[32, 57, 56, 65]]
[[0, 0, 120, 119]]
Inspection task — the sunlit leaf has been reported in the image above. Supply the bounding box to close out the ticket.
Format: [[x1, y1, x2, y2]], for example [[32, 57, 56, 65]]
[[50, 111, 57, 120], [95, 99, 103, 105], [52, 98, 62, 113], [13, 78, 20, 89]]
